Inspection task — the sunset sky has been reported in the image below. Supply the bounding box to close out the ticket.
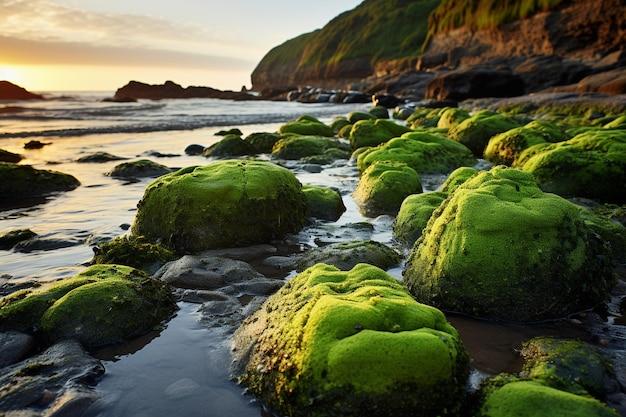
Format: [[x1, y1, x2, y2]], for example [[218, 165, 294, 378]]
[[0, 0, 362, 92]]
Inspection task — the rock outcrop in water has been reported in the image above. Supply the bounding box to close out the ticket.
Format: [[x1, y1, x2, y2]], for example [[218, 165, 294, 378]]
[[113, 80, 260, 101], [0, 81, 43, 100]]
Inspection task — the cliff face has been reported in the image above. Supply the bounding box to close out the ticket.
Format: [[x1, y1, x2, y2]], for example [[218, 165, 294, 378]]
[[251, 0, 626, 97]]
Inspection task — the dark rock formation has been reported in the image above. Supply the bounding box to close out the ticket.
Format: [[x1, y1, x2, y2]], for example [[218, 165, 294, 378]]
[[113, 80, 261, 101], [0, 81, 43, 100], [424, 68, 525, 101]]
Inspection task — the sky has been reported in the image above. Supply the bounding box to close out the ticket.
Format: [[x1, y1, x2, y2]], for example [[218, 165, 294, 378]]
[[0, 0, 362, 92]]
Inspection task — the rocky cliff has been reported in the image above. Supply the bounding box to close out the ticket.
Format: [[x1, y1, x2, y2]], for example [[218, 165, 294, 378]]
[[251, 0, 626, 100]]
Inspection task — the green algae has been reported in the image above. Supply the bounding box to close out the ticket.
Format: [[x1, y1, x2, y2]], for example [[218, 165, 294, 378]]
[[519, 129, 626, 203], [403, 166, 615, 322], [131, 160, 308, 252], [271, 135, 347, 160], [302, 185, 346, 221], [233, 263, 469, 417], [278, 116, 334, 137], [393, 191, 447, 245], [440, 166, 479, 193], [244, 132, 282, 154], [356, 131, 477, 175], [437, 107, 471, 129], [92, 235, 178, 271], [448, 111, 522, 157], [202, 134, 257, 158], [349, 118, 413, 149], [353, 161, 422, 217], [0, 264, 176, 347]]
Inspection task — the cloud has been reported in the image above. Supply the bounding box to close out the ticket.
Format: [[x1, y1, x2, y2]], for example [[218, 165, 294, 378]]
[[0, 35, 255, 70], [0, 0, 254, 58]]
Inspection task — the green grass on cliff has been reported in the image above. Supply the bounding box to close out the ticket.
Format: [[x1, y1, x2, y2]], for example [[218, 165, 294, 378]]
[[426, 0, 566, 37]]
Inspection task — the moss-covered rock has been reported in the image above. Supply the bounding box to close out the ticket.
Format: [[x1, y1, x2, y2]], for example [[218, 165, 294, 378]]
[[0, 162, 80, 199], [347, 111, 377, 123], [106, 159, 172, 178], [448, 111, 522, 157], [232, 263, 470, 417], [356, 131, 477, 175], [478, 378, 619, 417], [407, 108, 442, 129], [131, 160, 308, 252], [353, 161, 422, 217], [0, 229, 37, 250], [299, 148, 351, 165], [244, 132, 282, 154], [295, 240, 401, 272], [577, 206, 626, 264], [519, 129, 626, 204], [0, 264, 176, 347], [368, 105, 389, 119], [92, 235, 178, 271], [484, 120, 570, 166], [278, 116, 334, 137], [439, 166, 479, 193], [436, 107, 471, 129], [329, 117, 351, 135], [403, 166, 615, 322], [349, 119, 413, 149], [393, 191, 447, 245], [302, 185, 346, 221], [271, 136, 346, 160], [202, 134, 257, 158]]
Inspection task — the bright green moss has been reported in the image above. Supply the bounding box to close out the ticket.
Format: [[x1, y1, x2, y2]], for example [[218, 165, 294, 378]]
[[353, 161, 422, 217], [202, 135, 257, 158], [356, 131, 477, 175], [233, 263, 469, 417], [278, 117, 334, 137], [440, 166, 479, 193], [437, 107, 470, 129], [271, 135, 346, 160], [131, 160, 308, 252], [520, 129, 626, 203], [393, 191, 447, 245], [244, 132, 282, 154], [349, 118, 413, 149], [92, 235, 178, 271], [448, 111, 522, 157], [403, 166, 615, 322]]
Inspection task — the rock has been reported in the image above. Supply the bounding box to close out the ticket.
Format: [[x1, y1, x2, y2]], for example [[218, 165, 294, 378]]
[[202, 134, 257, 158], [13, 236, 82, 253], [299, 148, 351, 165], [244, 132, 281, 154], [0, 163, 80, 199], [329, 117, 351, 134], [447, 110, 522, 157], [0, 149, 22, 163], [403, 166, 615, 322], [76, 152, 128, 163], [91, 235, 178, 272], [215, 128, 243, 136], [425, 68, 525, 101], [436, 107, 471, 128], [271, 136, 347, 160], [232, 263, 469, 417], [0, 331, 35, 367], [353, 161, 422, 217], [113, 80, 260, 101], [368, 105, 389, 119], [23, 140, 50, 150], [484, 120, 570, 166], [0, 264, 177, 348], [184, 144, 205, 155], [518, 129, 626, 204], [0, 81, 43, 100], [576, 207, 626, 265], [372, 93, 402, 108], [347, 111, 376, 123], [514, 55, 592, 92], [131, 160, 308, 252], [349, 118, 412, 149], [393, 191, 447, 245], [0, 229, 37, 250], [295, 240, 401, 272], [342, 91, 370, 103], [356, 131, 477, 175], [302, 185, 346, 221], [106, 159, 172, 178], [277, 115, 334, 137], [0, 340, 103, 415]]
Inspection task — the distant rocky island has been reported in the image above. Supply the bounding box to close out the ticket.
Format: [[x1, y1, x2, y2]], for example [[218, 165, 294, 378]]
[[111, 80, 260, 101], [0, 81, 44, 100], [251, 0, 626, 101]]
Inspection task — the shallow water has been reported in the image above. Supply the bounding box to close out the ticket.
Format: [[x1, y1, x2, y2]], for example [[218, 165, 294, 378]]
[[1, 94, 624, 416]]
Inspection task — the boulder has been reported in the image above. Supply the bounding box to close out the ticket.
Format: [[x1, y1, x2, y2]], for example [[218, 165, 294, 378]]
[[353, 161, 422, 217], [436, 107, 471, 128], [448, 110, 522, 157], [271, 136, 347, 160], [278, 115, 334, 137], [232, 263, 469, 417], [514, 55, 592, 92], [0, 81, 43, 100], [403, 167, 615, 322], [106, 159, 172, 178], [0, 264, 177, 348], [368, 105, 389, 119], [356, 131, 477, 175], [302, 185, 346, 221], [347, 111, 377, 123], [76, 152, 127, 163], [295, 240, 400, 272], [202, 134, 257, 158], [439, 166, 479, 193], [0, 229, 37, 251], [0, 149, 22, 163], [131, 160, 308, 252], [0, 163, 80, 199], [113, 80, 259, 101], [393, 191, 447, 245], [518, 129, 626, 203], [184, 144, 205, 156], [244, 132, 282, 154], [349, 118, 413, 149], [92, 235, 178, 272], [425, 69, 525, 101]]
